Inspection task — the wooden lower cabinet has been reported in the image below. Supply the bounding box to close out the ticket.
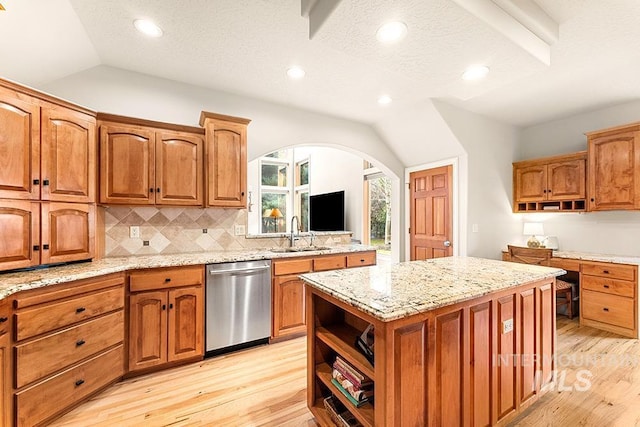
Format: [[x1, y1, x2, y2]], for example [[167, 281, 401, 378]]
[[0, 301, 11, 427], [272, 275, 307, 339], [307, 277, 556, 426]]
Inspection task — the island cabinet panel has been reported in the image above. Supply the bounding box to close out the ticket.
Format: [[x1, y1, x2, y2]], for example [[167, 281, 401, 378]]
[[306, 276, 557, 427]]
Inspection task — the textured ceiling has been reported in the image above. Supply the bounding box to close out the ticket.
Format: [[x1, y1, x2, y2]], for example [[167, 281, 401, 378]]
[[1, 0, 639, 127]]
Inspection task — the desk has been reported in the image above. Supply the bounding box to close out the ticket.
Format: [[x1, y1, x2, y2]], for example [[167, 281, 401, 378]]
[[502, 249, 639, 338]]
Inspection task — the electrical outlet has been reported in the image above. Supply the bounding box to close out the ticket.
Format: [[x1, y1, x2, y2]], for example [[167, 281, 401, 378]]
[[234, 224, 246, 236], [129, 226, 140, 238], [502, 318, 514, 334]]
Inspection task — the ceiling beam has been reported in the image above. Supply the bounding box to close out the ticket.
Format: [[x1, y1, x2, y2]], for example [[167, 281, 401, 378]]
[[451, 0, 558, 65], [301, 0, 342, 39]]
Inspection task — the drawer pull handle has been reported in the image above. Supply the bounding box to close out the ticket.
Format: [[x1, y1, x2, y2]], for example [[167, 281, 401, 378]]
[[76, 339, 86, 347], [603, 270, 610, 274], [164, 278, 171, 283], [0, 317, 7, 323], [76, 307, 86, 313], [75, 379, 85, 387], [43, 244, 50, 250], [603, 308, 609, 312], [603, 285, 610, 289]]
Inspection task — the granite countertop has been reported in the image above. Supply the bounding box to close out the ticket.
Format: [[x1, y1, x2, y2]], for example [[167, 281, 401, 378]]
[[552, 250, 640, 266], [0, 244, 375, 300], [301, 256, 565, 322]]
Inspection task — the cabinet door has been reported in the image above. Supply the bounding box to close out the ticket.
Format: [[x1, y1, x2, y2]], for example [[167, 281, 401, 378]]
[[41, 106, 96, 203], [0, 334, 8, 427], [168, 286, 204, 362], [588, 131, 640, 210], [547, 159, 586, 200], [156, 131, 203, 206], [0, 200, 40, 271], [514, 164, 547, 202], [205, 120, 247, 207], [99, 124, 155, 204], [0, 88, 40, 200], [272, 274, 306, 339], [41, 202, 95, 265], [129, 291, 168, 372]]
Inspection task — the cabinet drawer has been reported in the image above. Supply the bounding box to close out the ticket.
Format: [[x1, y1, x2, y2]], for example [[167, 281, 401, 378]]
[[549, 257, 581, 272], [313, 255, 346, 272], [16, 310, 124, 388], [15, 344, 123, 427], [582, 290, 635, 330], [273, 259, 313, 276], [346, 252, 376, 268], [582, 275, 635, 298], [581, 262, 636, 281], [129, 266, 203, 292], [15, 286, 124, 341]]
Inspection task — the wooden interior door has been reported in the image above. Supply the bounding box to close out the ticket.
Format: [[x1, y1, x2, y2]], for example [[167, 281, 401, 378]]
[[0, 88, 40, 200], [410, 165, 453, 260], [155, 131, 203, 206], [41, 106, 96, 203], [129, 291, 168, 372], [205, 120, 247, 207], [0, 200, 40, 271], [167, 286, 203, 362], [41, 202, 95, 264]]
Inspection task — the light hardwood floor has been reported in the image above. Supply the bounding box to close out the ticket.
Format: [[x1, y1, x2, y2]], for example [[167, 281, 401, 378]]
[[50, 317, 640, 427]]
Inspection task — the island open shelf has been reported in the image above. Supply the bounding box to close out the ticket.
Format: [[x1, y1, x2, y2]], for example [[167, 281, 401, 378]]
[[303, 257, 564, 426]]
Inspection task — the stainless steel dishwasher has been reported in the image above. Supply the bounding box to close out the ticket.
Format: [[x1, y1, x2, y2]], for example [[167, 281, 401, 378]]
[[205, 259, 271, 355]]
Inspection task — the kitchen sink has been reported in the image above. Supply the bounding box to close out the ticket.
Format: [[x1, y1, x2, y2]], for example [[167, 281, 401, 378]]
[[269, 246, 331, 253]]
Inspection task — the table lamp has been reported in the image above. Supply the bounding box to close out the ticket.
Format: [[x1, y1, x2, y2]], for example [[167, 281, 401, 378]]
[[270, 208, 283, 233], [523, 222, 544, 248]]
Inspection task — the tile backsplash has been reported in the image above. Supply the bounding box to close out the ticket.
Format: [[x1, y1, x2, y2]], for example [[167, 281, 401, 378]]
[[103, 206, 351, 257]]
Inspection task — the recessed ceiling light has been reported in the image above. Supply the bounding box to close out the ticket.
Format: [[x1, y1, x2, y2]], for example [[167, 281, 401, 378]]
[[376, 21, 408, 43], [462, 65, 490, 81], [134, 19, 163, 37], [287, 66, 305, 79], [378, 95, 392, 105]]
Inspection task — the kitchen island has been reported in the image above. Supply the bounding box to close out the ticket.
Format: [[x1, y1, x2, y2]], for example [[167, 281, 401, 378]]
[[301, 257, 565, 426]]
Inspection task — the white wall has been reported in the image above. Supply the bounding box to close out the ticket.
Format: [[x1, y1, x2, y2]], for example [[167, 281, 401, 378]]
[[518, 101, 640, 256], [432, 101, 521, 259]]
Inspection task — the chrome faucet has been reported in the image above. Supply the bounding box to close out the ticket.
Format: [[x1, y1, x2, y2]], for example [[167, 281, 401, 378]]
[[290, 215, 300, 247]]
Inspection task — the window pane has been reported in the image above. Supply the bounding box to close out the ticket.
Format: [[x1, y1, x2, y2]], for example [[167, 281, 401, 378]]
[[299, 161, 309, 186], [300, 191, 309, 232], [265, 150, 288, 159], [262, 193, 287, 233], [262, 164, 288, 186]]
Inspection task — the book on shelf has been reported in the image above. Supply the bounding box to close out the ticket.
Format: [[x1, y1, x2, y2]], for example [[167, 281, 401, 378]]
[[354, 324, 374, 366], [323, 396, 362, 427], [331, 378, 371, 408], [333, 357, 372, 389], [332, 369, 374, 402]]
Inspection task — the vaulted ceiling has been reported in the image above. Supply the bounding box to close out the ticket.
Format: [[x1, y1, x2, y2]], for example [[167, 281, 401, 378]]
[[1, 0, 639, 127]]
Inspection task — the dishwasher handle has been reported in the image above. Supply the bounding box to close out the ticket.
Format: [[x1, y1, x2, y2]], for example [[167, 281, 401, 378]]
[[208, 265, 270, 276]]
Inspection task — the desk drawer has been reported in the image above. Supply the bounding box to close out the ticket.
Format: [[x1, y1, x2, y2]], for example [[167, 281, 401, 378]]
[[129, 266, 203, 292], [582, 290, 635, 330], [346, 252, 376, 268], [16, 310, 124, 388], [313, 255, 346, 272], [582, 275, 635, 298], [581, 262, 636, 281], [273, 259, 313, 276], [15, 344, 123, 427], [15, 286, 124, 341]]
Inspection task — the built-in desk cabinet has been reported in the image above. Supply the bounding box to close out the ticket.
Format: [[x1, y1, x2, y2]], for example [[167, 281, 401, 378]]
[[98, 114, 204, 206], [127, 266, 204, 374], [11, 273, 125, 427], [271, 251, 376, 341]]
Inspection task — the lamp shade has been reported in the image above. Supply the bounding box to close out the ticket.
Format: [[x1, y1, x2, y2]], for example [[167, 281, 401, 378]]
[[270, 208, 283, 218], [523, 222, 544, 236], [262, 209, 273, 218]]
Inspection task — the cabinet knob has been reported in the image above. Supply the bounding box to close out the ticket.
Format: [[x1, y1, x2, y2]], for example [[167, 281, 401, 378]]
[[150, 188, 154, 193], [603, 270, 609, 274], [156, 187, 160, 193], [603, 307, 609, 312], [603, 284, 610, 288], [33, 179, 40, 185], [43, 179, 50, 186], [0, 317, 7, 323], [43, 244, 50, 250], [164, 278, 171, 283], [241, 192, 245, 196], [76, 307, 86, 313], [75, 379, 85, 387], [33, 245, 40, 251], [591, 198, 595, 202], [162, 304, 166, 310], [76, 339, 86, 347], [169, 303, 174, 309], [543, 189, 547, 193]]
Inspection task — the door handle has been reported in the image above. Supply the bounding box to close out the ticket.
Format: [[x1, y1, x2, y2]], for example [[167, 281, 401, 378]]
[[443, 240, 451, 247]]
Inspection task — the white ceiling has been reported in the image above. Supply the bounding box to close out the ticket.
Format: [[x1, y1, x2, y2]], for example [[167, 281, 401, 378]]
[[1, 0, 640, 127]]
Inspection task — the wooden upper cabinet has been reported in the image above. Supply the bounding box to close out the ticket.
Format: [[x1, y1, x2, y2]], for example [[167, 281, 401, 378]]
[[41, 202, 95, 265], [99, 123, 155, 205], [41, 105, 96, 203], [0, 200, 40, 270], [587, 123, 640, 211], [513, 152, 586, 212], [0, 87, 40, 200], [98, 115, 204, 206], [200, 111, 250, 208], [156, 131, 203, 206]]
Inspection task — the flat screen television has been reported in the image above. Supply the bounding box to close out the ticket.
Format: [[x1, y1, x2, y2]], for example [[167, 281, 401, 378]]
[[309, 191, 345, 231]]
